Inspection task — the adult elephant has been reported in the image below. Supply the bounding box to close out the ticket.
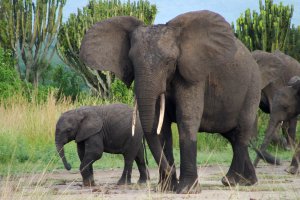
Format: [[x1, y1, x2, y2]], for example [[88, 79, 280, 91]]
[[79, 10, 262, 193], [252, 50, 300, 167]]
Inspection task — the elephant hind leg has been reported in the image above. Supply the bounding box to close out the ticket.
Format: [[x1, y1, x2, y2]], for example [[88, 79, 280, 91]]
[[221, 128, 257, 186], [134, 145, 150, 184], [117, 156, 134, 185]]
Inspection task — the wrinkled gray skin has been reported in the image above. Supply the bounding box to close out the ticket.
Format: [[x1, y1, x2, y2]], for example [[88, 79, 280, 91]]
[[255, 76, 300, 174], [252, 51, 300, 167], [55, 104, 149, 186], [79, 10, 262, 193]]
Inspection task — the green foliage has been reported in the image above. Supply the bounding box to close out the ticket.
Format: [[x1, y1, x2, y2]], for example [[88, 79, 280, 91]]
[[0, 48, 22, 100], [51, 65, 84, 101], [57, 0, 157, 99], [110, 79, 134, 105], [233, 0, 294, 52], [21, 82, 55, 103], [0, 0, 66, 85], [286, 25, 300, 61]]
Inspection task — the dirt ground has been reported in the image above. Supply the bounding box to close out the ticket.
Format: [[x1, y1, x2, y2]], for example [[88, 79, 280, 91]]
[[1, 161, 300, 200]]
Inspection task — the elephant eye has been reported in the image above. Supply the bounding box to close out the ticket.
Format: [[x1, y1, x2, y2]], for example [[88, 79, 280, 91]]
[[66, 128, 72, 132]]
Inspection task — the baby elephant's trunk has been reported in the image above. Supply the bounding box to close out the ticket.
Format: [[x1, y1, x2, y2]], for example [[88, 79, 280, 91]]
[[56, 142, 72, 170]]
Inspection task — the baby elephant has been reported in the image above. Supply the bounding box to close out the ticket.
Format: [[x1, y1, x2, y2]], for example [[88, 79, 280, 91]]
[[55, 104, 149, 186]]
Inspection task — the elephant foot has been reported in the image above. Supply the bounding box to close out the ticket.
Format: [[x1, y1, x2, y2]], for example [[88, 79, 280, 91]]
[[117, 178, 131, 185], [176, 178, 201, 194], [157, 173, 178, 192], [221, 174, 257, 186], [138, 171, 150, 184], [83, 179, 95, 187], [285, 166, 299, 175], [137, 177, 149, 184]]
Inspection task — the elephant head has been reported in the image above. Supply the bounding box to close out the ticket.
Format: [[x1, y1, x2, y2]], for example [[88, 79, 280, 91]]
[[79, 11, 236, 136], [271, 76, 300, 121], [55, 107, 103, 170]]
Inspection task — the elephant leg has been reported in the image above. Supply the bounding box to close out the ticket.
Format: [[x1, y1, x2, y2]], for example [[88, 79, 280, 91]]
[[175, 83, 204, 194], [286, 118, 297, 149], [118, 137, 144, 185], [159, 120, 178, 186], [134, 145, 149, 184], [77, 142, 85, 162], [285, 143, 300, 174], [117, 155, 134, 185], [144, 133, 177, 191], [222, 129, 257, 186], [80, 134, 103, 187]]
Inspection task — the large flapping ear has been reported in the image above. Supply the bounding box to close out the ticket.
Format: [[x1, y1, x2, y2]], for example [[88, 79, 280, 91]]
[[79, 16, 144, 87], [75, 108, 103, 143], [252, 50, 285, 90], [167, 10, 237, 82]]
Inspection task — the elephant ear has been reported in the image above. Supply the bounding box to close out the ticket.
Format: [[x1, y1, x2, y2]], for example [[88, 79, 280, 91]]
[[79, 16, 143, 87], [251, 50, 284, 89], [167, 10, 237, 82], [75, 108, 103, 143], [288, 76, 300, 94]]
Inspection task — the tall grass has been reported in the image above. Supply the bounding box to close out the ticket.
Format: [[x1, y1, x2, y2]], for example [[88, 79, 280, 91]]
[[0, 91, 291, 176]]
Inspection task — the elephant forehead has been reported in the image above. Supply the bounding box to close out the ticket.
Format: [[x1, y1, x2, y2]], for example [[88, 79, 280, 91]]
[[132, 25, 179, 58]]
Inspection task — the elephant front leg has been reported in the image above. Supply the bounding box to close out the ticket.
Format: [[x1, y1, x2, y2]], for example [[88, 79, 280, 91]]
[[284, 118, 297, 150], [80, 135, 103, 187], [159, 120, 178, 186], [175, 83, 204, 194]]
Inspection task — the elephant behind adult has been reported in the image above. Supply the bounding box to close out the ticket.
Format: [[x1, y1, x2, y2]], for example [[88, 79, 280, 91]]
[[256, 76, 300, 174], [252, 50, 300, 166], [79, 10, 262, 193]]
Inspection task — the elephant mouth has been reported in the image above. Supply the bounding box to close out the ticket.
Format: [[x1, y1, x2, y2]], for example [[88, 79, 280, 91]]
[[132, 93, 165, 136]]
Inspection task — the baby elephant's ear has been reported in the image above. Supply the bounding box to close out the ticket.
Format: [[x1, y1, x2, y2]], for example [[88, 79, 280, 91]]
[[75, 109, 103, 143]]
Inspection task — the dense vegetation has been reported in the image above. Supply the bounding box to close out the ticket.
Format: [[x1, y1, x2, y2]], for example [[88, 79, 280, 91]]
[[233, 0, 300, 59], [0, 0, 299, 175]]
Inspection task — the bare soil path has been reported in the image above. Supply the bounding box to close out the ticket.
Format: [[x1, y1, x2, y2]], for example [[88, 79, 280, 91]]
[[1, 161, 300, 199]]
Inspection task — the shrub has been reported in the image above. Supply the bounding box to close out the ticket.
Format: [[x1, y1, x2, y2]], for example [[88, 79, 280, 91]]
[[0, 48, 22, 100]]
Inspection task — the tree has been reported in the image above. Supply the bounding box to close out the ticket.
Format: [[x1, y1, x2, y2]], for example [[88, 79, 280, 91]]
[[233, 0, 294, 52], [57, 0, 157, 98], [286, 25, 300, 61], [0, 0, 66, 86], [0, 47, 22, 100]]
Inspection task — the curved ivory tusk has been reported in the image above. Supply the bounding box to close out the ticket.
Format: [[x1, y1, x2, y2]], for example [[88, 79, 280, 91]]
[[132, 98, 138, 136], [157, 93, 165, 135]]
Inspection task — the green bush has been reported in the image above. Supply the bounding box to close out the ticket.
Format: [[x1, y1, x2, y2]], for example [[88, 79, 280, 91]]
[[110, 79, 134, 105], [0, 48, 22, 100], [52, 65, 85, 101]]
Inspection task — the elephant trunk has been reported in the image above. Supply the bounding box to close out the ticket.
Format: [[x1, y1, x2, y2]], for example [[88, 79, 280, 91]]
[[257, 119, 281, 165], [55, 142, 71, 170], [136, 97, 157, 135]]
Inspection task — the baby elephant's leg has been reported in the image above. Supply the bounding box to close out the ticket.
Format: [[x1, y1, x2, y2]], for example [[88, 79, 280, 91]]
[[117, 155, 134, 185], [80, 134, 103, 186], [135, 145, 149, 184]]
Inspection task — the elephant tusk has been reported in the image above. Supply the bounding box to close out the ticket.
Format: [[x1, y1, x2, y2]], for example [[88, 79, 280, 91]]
[[132, 98, 138, 136], [157, 93, 165, 135]]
